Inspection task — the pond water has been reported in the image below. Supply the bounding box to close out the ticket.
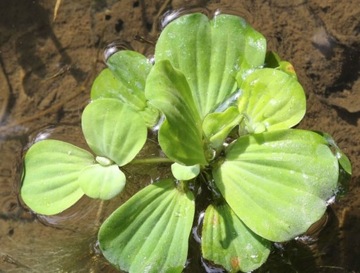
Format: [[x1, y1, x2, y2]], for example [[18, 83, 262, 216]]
[[0, 0, 359, 272]]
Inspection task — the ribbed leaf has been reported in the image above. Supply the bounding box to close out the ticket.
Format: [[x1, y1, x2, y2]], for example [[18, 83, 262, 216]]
[[202, 203, 271, 272], [213, 129, 339, 242], [238, 68, 306, 134], [98, 179, 195, 273], [81, 98, 147, 166], [155, 13, 266, 118], [146, 60, 207, 165], [21, 140, 94, 215], [91, 51, 158, 126], [78, 164, 126, 200], [92, 50, 151, 110]]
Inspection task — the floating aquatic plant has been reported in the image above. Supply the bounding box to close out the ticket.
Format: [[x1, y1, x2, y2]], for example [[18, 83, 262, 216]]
[[20, 12, 351, 272]]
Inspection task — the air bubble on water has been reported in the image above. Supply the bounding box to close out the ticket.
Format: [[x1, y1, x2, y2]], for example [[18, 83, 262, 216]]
[[160, 7, 211, 30], [192, 211, 205, 244], [295, 234, 317, 244], [326, 194, 336, 205], [147, 55, 155, 65], [103, 41, 132, 62], [201, 257, 226, 273], [33, 127, 54, 143], [92, 240, 102, 255], [151, 114, 165, 132], [161, 9, 184, 29]]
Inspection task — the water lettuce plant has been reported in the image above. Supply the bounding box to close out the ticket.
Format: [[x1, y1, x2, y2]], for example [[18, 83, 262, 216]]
[[20, 13, 351, 272]]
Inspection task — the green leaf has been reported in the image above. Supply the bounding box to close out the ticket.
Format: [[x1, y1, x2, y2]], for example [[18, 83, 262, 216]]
[[203, 106, 242, 150], [82, 98, 147, 166], [21, 140, 94, 215], [91, 51, 159, 127], [146, 60, 207, 165], [213, 129, 339, 242], [98, 179, 195, 273], [171, 163, 200, 181], [92, 50, 151, 110], [155, 13, 266, 118], [238, 68, 306, 134], [78, 164, 126, 200], [202, 203, 271, 272]]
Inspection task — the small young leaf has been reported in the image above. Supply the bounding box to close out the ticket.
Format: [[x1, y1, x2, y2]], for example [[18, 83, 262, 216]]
[[21, 140, 94, 215], [155, 13, 266, 118], [98, 179, 195, 273], [238, 68, 306, 133], [202, 203, 271, 272], [202, 106, 242, 150], [213, 129, 339, 242], [78, 164, 126, 200], [82, 98, 147, 166], [146, 60, 207, 165], [171, 162, 200, 181]]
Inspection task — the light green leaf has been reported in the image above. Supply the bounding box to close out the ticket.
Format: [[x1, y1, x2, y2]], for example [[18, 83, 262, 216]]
[[155, 13, 266, 118], [213, 129, 339, 242], [82, 98, 147, 166], [202, 203, 271, 272], [238, 68, 306, 133], [78, 163, 126, 200], [203, 106, 242, 150], [146, 60, 207, 165], [171, 163, 200, 181], [98, 179, 195, 273], [92, 50, 151, 110], [21, 140, 94, 215], [91, 51, 159, 127]]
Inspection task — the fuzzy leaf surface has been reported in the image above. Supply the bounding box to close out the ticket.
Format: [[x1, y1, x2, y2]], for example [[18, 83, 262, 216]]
[[21, 140, 94, 215], [238, 68, 305, 134], [146, 60, 207, 165], [202, 203, 271, 272], [213, 129, 339, 242], [82, 98, 147, 166], [155, 13, 266, 118], [98, 179, 195, 273]]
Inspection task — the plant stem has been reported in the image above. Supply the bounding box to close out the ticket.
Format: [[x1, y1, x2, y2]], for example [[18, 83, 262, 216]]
[[130, 157, 174, 165]]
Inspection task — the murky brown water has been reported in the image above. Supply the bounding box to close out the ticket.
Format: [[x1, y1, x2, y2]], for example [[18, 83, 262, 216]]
[[0, 0, 359, 272]]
